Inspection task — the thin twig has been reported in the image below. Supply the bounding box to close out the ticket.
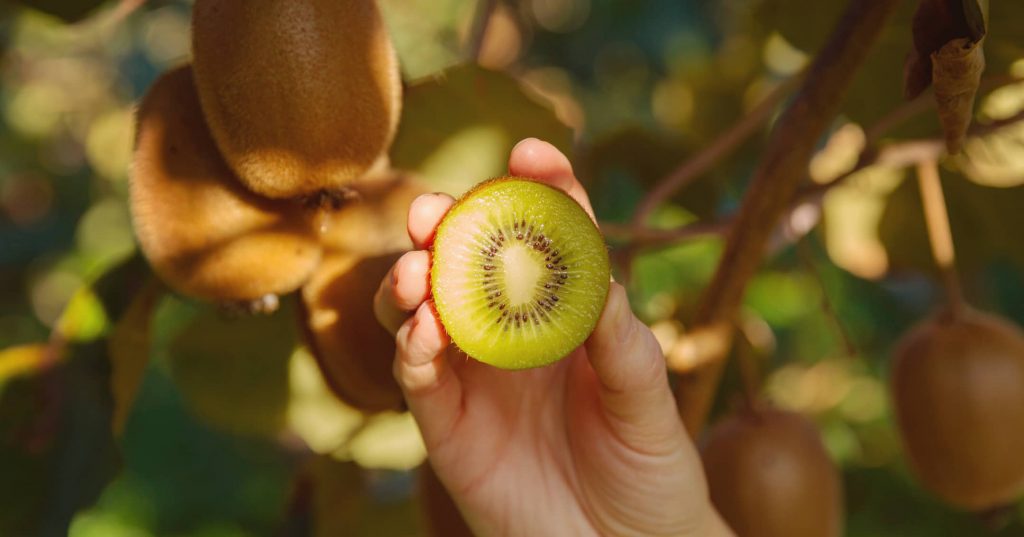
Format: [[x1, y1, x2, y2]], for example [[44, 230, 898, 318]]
[[466, 0, 497, 63], [630, 76, 801, 228], [618, 105, 1024, 251], [672, 0, 901, 436], [600, 219, 726, 244], [795, 235, 857, 357], [916, 159, 966, 314]]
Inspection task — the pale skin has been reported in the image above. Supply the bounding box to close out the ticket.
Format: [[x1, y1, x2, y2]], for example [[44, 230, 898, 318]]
[[373, 138, 734, 537]]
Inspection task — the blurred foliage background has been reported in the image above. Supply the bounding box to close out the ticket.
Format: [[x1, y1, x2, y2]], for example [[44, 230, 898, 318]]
[[1, 0, 1024, 535]]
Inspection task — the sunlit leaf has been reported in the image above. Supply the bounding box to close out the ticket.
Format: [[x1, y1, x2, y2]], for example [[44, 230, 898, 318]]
[[55, 286, 109, 342], [286, 348, 364, 455], [52, 254, 151, 343], [340, 411, 426, 471], [165, 296, 298, 437], [0, 343, 47, 385], [957, 81, 1024, 187], [820, 166, 905, 280], [378, 0, 467, 79], [391, 64, 573, 197]]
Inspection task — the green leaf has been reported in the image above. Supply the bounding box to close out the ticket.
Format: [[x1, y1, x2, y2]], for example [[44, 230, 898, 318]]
[[0, 341, 119, 536], [164, 296, 298, 437], [390, 64, 573, 197]]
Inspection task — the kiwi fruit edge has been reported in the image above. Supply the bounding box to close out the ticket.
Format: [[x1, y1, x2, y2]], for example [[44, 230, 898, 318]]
[[429, 177, 610, 370]]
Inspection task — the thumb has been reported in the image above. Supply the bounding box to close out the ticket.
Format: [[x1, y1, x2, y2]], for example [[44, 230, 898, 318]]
[[584, 283, 686, 446]]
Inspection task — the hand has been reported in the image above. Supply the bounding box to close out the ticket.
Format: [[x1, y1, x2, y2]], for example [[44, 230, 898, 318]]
[[374, 139, 733, 537]]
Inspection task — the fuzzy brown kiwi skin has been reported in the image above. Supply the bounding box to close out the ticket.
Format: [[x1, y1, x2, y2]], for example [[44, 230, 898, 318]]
[[299, 253, 406, 413], [191, 0, 403, 200], [130, 65, 322, 306], [318, 171, 428, 256], [701, 404, 844, 537], [891, 307, 1024, 511]]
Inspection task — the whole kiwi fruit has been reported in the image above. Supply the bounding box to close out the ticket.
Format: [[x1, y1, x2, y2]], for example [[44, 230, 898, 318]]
[[130, 65, 321, 305], [300, 252, 404, 412], [701, 405, 844, 537], [891, 307, 1024, 511], [430, 177, 611, 369], [191, 0, 402, 199]]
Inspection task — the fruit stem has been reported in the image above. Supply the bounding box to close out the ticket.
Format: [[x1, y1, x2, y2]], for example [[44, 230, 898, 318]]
[[734, 324, 762, 411], [915, 159, 966, 316]]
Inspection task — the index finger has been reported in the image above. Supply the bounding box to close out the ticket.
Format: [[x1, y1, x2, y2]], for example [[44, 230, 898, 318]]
[[508, 138, 596, 222]]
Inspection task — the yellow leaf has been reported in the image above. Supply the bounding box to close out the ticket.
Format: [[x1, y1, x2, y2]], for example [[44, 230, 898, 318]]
[[0, 344, 49, 385]]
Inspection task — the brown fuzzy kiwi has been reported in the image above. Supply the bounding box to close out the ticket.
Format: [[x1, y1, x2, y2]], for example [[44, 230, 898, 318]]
[[417, 464, 474, 537], [191, 0, 403, 199], [130, 65, 322, 305], [701, 405, 844, 537], [891, 308, 1024, 511], [319, 171, 428, 256], [300, 252, 404, 412]]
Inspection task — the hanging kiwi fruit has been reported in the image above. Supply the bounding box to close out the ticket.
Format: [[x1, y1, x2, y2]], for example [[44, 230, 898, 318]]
[[891, 308, 1024, 511], [191, 0, 403, 200], [130, 65, 322, 308], [701, 404, 844, 537], [890, 160, 1024, 512], [300, 252, 405, 413]]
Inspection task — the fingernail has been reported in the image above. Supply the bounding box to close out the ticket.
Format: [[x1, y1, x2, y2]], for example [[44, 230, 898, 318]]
[[512, 138, 539, 153]]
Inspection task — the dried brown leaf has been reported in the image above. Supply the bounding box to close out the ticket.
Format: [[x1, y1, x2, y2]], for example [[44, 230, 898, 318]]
[[904, 49, 934, 100], [904, 0, 987, 99], [932, 37, 985, 153]]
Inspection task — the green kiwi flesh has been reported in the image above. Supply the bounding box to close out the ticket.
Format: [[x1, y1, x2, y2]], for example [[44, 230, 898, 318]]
[[430, 178, 611, 369]]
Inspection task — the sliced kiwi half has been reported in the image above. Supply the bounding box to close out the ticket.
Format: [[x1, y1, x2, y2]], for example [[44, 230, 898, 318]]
[[430, 178, 610, 369]]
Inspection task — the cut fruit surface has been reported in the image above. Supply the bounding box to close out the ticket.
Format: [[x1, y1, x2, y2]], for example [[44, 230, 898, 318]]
[[430, 178, 610, 369]]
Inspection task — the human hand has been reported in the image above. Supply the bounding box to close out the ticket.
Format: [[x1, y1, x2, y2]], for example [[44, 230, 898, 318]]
[[374, 138, 733, 537]]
